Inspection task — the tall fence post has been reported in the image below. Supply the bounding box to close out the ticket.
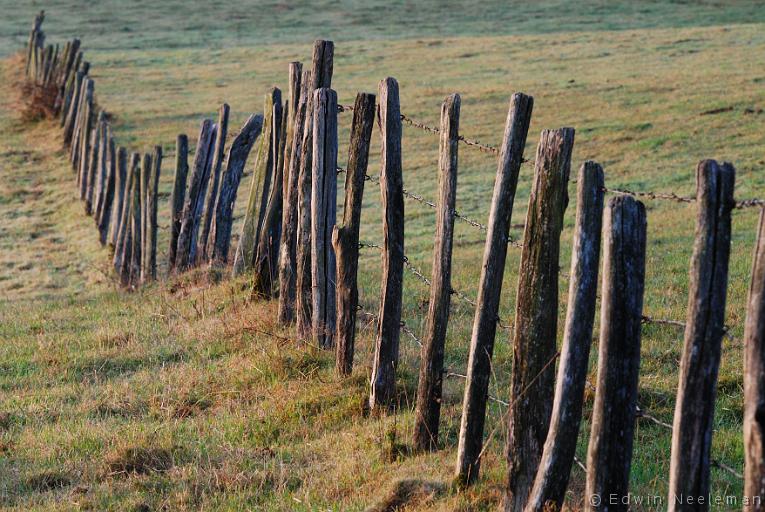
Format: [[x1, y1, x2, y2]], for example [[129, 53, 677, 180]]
[[128, 153, 143, 287], [455, 93, 533, 484], [296, 39, 334, 339], [525, 161, 605, 511], [198, 103, 229, 263], [147, 146, 162, 281], [63, 70, 83, 146], [168, 134, 189, 271], [745, 208, 765, 509], [504, 128, 574, 507], [114, 153, 139, 280], [585, 195, 647, 511], [278, 66, 308, 323], [84, 110, 103, 216], [309, 88, 339, 348], [333, 91, 375, 375], [76, 79, 93, 198], [140, 152, 153, 282], [667, 160, 734, 510], [93, 117, 109, 225], [209, 115, 264, 264], [413, 93, 460, 451], [176, 119, 215, 271], [108, 146, 128, 249], [233, 88, 281, 276], [97, 129, 116, 245], [369, 77, 404, 411]]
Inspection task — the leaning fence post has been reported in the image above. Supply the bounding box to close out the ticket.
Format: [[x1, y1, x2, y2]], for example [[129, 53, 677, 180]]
[[147, 146, 162, 281], [309, 88, 338, 348], [63, 70, 83, 143], [525, 161, 605, 511], [745, 208, 765, 508], [209, 115, 264, 264], [333, 92, 375, 375], [369, 77, 404, 411], [115, 153, 139, 278], [585, 195, 647, 511], [97, 130, 116, 245], [198, 103, 230, 263], [168, 134, 189, 271], [296, 40, 334, 339], [140, 152, 153, 282], [84, 110, 103, 216], [108, 146, 128, 249], [94, 118, 109, 225], [667, 160, 734, 510], [278, 66, 308, 322], [455, 92, 533, 484], [413, 93, 460, 451], [504, 128, 574, 507], [129, 156, 143, 287]]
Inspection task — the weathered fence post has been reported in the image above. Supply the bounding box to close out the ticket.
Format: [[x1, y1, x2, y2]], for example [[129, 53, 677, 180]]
[[63, 70, 83, 143], [198, 103, 229, 263], [233, 88, 282, 276], [129, 154, 143, 287], [296, 39, 334, 339], [75, 79, 93, 193], [253, 102, 287, 296], [114, 153, 139, 278], [108, 146, 128, 249], [369, 77, 404, 411], [585, 195, 647, 512], [455, 92, 533, 484], [524, 161, 605, 511], [84, 110, 103, 215], [309, 88, 338, 348], [333, 92, 375, 375], [209, 115, 264, 264], [139, 152, 153, 282], [71, 77, 93, 167], [176, 120, 215, 271], [667, 160, 734, 511], [146, 146, 162, 281], [745, 209, 765, 510], [278, 66, 308, 322], [505, 128, 574, 507], [93, 118, 109, 225], [25, 11, 44, 77], [168, 134, 189, 271], [413, 93, 460, 451], [97, 130, 116, 245]]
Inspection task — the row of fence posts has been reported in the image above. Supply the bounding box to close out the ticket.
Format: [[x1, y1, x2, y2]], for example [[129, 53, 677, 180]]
[[24, 14, 765, 510]]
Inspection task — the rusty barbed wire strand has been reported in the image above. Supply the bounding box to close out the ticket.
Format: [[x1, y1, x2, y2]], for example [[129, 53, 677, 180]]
[[399, 112, 500, 155]]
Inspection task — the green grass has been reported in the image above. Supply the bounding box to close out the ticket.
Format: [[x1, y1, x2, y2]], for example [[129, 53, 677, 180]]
[[1, 1, 765, 509]]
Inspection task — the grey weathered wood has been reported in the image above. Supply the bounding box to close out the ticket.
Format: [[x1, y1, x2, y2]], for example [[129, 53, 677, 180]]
[[61, 65, 82, 129], [745, 208, 765, 511], [369, 77, 404, 411], [505, 128, 574, 508], [209, 115, 264, 264], [76, 81, 93, 197], [84, 110, 103, 216], [25, 11, 44, 77], [168, 134, 189, 271], [93, 118, 109, 224], [71, 77, 93, 166], [176, 119, 215, 271], [233, 88, 282, 276], [309, 88, 338, 348], [198, 103, 230, 263], [129, 156, 143, 287], [332, 92, 375, 375], [296, 40, 334, 338], [524, 161, 605, 512], [253, 100, 287, 296], [97, 130, 116, 246], [63, 70, 83, 140], [454, 93, 533, 484], [140, 152, 153, 282], [277, 65, 307, 323], [585, 195, 647, 512], [108, 146, 128, 248], [667, 160, 735, 511], [114, 153, 139, 278], [413, 93, 460, 450], [146, 146, 162, 281]]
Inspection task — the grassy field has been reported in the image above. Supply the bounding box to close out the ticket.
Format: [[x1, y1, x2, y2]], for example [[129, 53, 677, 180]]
[[1, 1, 765, 509]]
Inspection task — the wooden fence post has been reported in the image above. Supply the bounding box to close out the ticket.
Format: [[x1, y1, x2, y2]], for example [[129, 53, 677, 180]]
[[253, 101, 287, 297], [140, 152, 153, 282], [413, 93, 460, 451], [296, 40, 334, 338], [176, 119, 215, 271], [585, 195, 647, 511], [278, 67, 308, 322], [309, 87, 338, 348], [369, 77, 404, 411], [233, 88, 281, 276], [525, 161, 605, 511], [333, 92, 376, 375], [745, 208, 765, 510], [505, 128, 574, 507], [114, 153, 139, 278], [667, 160, 734, 511], [108, 146, 128, 249], [129, 155, 143, 287], [75, 78, 93, 184], [84, 110, 103, 216], [97, 130, 116, 245], [198, 103, 230, 263], [209, 114, 264, 264], [63, 70, 83, 143], [147, 146, 162, 281], [455, 92, 533, 484], [93, 118, 109, 225], [168, 134, 189, 271]]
